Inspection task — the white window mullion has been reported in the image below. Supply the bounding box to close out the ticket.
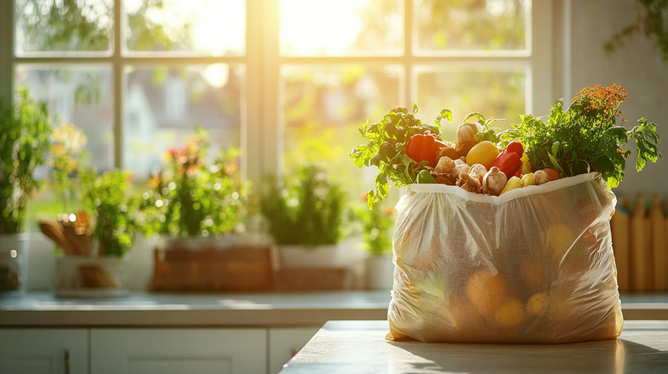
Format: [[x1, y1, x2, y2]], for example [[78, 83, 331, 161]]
[[245, 0, 262, 186], [113, 0, 123, 168], [529, 0, 552, 116], [261, 0, 281, 178]]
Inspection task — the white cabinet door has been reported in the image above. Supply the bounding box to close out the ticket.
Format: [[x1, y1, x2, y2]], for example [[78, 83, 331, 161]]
[[268, 327, 320, 374], [90, 328, 266, 374], [0, 329, 88, 374]]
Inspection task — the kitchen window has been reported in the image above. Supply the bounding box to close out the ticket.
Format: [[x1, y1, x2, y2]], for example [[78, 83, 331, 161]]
[[1, 0, 552, 228]]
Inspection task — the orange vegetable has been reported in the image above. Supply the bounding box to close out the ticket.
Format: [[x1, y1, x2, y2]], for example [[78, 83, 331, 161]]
[[542, 168, 560, 181]]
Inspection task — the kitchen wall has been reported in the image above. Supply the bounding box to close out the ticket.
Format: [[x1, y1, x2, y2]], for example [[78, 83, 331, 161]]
[[568, 0, 668, 196]]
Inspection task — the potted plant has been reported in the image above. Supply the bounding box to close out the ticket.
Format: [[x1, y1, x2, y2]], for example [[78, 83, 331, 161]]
[[143, 127, 249, 246], [354, 196, 395, 289], [142, 128, 272, 292], [261, 163, 346, 268], [0, 87, 52, 295]]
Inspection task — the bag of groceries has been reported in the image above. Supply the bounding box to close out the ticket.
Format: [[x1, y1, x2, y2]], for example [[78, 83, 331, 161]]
[[350, 85, 660, 344], [386, 173, 623, 344]]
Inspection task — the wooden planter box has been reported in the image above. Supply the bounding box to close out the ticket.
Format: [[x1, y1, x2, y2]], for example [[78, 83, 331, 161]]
[[150, 245, 274, 292]]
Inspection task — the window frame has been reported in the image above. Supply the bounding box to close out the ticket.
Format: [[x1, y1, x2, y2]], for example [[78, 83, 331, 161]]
[[0, 0, 553, 188]]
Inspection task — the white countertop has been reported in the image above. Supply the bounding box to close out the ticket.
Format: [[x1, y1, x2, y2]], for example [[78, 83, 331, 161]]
[[281, 320, 668, 373], [0, 291, 666, 327]]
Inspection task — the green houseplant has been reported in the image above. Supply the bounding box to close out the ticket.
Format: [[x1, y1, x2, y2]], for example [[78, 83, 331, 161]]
[[143, 127, 249, 247], [261, 163, 346, 267], [0, 87, 52, 294]]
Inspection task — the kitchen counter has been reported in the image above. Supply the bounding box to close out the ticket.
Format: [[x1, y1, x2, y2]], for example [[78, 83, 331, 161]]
[[281, 320, 668, 373], [0, 291, 666, 327]]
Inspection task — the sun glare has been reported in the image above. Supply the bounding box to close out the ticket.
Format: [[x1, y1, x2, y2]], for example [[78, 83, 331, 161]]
[[280, 0, 371, 56]]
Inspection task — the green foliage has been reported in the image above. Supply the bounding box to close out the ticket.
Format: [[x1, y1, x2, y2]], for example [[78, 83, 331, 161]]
[[81, 169, 137, 257], [126, 0, 193, 52], [16, 0, 112, 52], [351, 104, 449, 208], [261, 163, 346, 247], [462, 112, 506, 145], [502, 85, 661, 188], [0, 87, 52, 234], [353, 201, 394, 255], [143, 127, 249, 238], [605, 0, 668, 64]]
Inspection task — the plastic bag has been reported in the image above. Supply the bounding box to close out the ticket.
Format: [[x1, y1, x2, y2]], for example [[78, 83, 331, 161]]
[[386, 173, 624, 344]]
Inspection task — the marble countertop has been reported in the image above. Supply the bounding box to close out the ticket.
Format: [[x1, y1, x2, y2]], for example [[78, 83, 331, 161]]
[[0, 291, 666, 327], [281, 320, 668, 374]]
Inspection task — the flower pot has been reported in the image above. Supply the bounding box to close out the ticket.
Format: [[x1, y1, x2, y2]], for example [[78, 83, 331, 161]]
[[0, 233, 29, 296], [54, 255, 129, 298], [278, 244, 340, 268], [365, 253, 394, 289]]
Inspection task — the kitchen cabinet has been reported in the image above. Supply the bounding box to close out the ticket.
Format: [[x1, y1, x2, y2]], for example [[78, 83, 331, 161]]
[[90, 328, 267, 374], [268, 327, 320, 374], [0, 329, 88, 374]]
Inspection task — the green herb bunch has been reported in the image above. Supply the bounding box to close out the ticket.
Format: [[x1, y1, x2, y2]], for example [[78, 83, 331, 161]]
[[502, 84, 661, 188], [261, 163, 346, 247], [0, 87, 52, 234], [144, 127, 249, 238], [350, 104, 452, 208], [81, 169, 138, 257]]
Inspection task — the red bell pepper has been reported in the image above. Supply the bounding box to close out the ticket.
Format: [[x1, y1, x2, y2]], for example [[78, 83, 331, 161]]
[[493, 151, 522, 179], [506, 141, 524, 157], [406, 131, 446, 168]]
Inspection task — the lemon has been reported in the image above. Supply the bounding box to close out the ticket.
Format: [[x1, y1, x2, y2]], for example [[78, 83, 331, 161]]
[[494, 298, 525, 328], [466, 269, 507, 314], [526, 292, 548, 316], [466, 141, 499, 170]]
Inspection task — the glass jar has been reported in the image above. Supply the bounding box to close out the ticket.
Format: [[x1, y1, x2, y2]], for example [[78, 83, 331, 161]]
[[0, 233, 29, 296]]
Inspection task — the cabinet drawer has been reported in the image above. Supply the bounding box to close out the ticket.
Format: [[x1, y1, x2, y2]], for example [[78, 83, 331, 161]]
[[91, 328, 267, 374], [0, 328, 88, 374]]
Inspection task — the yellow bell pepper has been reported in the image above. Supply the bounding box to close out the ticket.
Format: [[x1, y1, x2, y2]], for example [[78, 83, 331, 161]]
[[500, 176, 522, 195]]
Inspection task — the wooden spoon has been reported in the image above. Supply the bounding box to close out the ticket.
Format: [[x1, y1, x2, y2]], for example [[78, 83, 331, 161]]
[[38, 218, 76, 254]]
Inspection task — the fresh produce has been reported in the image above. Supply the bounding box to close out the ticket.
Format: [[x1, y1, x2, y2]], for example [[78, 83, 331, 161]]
[[352, 84, 661, 208], [500, 176, 522, 195], [521, 172, 536, 187], [482, 167, 507, 196], [417, 170, 437, 184], [466, 141, 499, 169], [542, 168, 560, 182], [351, 104, 452, 208], [406, 130, 447, 168], [534, 170, 550, 185], [501, 84, 661, 188]]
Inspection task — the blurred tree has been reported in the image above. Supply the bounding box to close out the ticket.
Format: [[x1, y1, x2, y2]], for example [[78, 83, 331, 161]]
[[16, 0, 112, 52]]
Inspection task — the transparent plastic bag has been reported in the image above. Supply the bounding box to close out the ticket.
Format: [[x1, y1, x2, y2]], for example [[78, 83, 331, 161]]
[[387, 173, 624, 344]]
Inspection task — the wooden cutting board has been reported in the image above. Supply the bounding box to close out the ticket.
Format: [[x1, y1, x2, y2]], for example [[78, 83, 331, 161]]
[[630, 194, 652, 290], [653, 195, 668, 290]]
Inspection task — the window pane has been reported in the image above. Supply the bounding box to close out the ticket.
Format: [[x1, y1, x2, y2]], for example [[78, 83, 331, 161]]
[[415, 0, 530, 53], [15, 0, 113, 55], [280, 0, 403, 56], [416, 67, 526, 141], [16, 65, 114, 232], [124, 0, 245, 56], [282, 65, 400, 195], [124, 65, 243, 181], [15, 64, 115, 171]]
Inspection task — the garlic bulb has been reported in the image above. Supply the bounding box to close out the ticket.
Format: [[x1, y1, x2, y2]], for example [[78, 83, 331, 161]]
[[457, 122, 478, 145], [482, 166, 507, 196]]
